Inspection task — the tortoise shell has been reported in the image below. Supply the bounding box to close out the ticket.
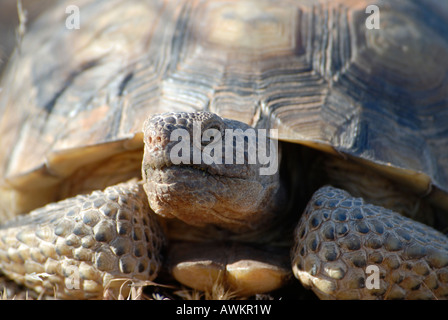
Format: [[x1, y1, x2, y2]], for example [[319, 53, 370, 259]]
[[1, 0, 448, 219]]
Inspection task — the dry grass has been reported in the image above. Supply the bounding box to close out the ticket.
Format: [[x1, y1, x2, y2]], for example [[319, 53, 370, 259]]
[[1, 264, 312, 300], [0, 274, 265, 301], [174, 280, 240, 301], [0, 272, 237, 300], [1, 275, 38, 300]]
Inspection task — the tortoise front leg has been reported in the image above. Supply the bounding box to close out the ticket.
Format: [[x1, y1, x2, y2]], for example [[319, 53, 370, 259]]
[[0, 181, 165, 299], [292, 186, 448, 300]]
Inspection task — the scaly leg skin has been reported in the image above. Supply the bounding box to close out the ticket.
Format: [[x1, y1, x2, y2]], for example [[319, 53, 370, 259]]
[[0, 181, 165, 299], [292, 186, 448, 300]]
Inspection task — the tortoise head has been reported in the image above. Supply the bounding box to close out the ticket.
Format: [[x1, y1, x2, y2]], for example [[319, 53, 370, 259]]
[[141, 111, 286, 233]]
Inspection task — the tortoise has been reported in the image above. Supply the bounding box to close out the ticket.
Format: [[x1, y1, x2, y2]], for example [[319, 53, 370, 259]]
[[0, 0, 448, 300]]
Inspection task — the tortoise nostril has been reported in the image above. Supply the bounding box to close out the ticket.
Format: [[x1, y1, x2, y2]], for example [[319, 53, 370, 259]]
[[148, 137, 153, 144], [156, 136, 161, 143]]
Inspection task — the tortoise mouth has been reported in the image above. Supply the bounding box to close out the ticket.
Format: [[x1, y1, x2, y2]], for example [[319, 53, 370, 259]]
[[145, 161, 223, 184], [147, 163, 214, 183], [144, 148, 255, 181], [143, 165, 256, 229]]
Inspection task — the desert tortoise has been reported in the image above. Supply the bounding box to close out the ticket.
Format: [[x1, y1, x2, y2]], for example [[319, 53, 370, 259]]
[[0, 0, 448, 299]]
